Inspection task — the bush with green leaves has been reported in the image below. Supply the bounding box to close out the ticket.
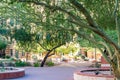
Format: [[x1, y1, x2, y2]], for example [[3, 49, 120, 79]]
[[46, 61, 54, 67], [5, 55, 11, 59], [15, 60, 26, 67], [33, 62, 40, 67], [0, 37, 7, 50]]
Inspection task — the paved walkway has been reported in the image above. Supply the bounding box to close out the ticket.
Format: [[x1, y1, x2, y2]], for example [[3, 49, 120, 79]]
[[8, 61, 92, 80]]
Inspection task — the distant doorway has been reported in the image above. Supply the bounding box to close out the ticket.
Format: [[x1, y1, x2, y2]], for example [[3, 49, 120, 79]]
[[10, 49, 13, 56]]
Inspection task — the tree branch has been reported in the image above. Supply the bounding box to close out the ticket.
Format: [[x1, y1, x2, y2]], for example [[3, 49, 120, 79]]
[[98, 41, 113, 58], [48, 53, 55, 57], [68, 19, 120, 52], [60, 27, 97, 44], [18, 0, 120, 55], [18, 0, 82, 24], [113, 0, 120, 46], [98, 48, 111, 63], [69, 0, 98, 28], [60, 26, 117, 62], [49, 42, 65, 52], [37, 41, 50, 51], [47, 43, 65, 57]]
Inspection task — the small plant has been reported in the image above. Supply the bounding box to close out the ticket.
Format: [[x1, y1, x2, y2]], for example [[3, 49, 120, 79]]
[[5, 55, 11, 59], [46, 61, 54, 67], [15, 60, 26, 67], [34, 62, 40, 67]]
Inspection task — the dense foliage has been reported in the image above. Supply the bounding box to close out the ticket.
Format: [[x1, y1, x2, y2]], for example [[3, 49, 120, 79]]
[[0, 0, 120, 79], [0, 37, 7, 50]]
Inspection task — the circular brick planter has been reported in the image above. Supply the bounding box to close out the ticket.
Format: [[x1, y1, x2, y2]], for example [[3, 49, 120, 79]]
[[74, 68, 114, 80], [0, 67, 25, 79]]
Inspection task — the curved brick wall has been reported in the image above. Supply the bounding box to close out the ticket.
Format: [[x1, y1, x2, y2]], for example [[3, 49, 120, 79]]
[[74, 68, 114, 80], [0, 68, 25, 79]]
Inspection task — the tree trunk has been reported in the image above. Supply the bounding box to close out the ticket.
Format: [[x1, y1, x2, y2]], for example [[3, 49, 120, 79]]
[[111, 59, 120, 80], [40, 44, 64, 67], [115, 78, 120, 80], [40, 51, 51, 67], [114, 71, 120, 80]]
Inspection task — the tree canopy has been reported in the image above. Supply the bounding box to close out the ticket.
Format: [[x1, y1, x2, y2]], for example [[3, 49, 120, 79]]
[[1, 0, 120, 79], [0, 36, 7, 50]]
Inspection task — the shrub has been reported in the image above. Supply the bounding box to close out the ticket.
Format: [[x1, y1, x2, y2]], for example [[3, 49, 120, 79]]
[[15, 60, 26, 67], [46, 61, 54, 67], [33, 62, 40, 67], [5, 55, 11, 59]]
